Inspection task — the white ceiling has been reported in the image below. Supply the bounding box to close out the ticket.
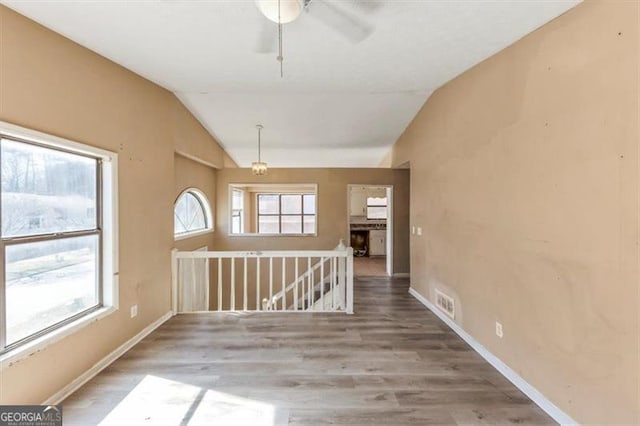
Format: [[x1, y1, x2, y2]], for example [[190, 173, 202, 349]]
[[3, 0, 580, 167]]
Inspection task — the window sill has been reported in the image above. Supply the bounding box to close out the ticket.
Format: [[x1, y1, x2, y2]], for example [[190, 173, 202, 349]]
[[174, 228, 214, 241], [0, 306, 117, 371], [229, 233, 318, 237]]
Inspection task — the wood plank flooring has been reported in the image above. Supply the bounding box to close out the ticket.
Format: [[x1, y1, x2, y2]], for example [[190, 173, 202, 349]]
[[353, 257, 387, 277], [62, 277, 555, 425]]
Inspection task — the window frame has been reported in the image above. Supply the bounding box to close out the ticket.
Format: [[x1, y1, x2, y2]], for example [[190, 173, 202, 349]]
[[0, 120, 118, 363], [231, 188, 244, 234], [227, 184, 317, 237], [174, 188, 214, 241], [257, 193, 316, 235], [366, 196, 388, 220]]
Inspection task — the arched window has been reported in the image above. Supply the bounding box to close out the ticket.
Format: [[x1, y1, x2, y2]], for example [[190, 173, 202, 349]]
[[174, 188, 213, 238]]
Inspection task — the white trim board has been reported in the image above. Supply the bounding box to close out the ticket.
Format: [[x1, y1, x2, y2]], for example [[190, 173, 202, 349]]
[[42, 311, 173, 405], [408, 287, 578, 426], [393, 272, 410, 278]]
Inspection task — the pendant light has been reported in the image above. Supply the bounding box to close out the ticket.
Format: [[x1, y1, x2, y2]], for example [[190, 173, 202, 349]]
[[252, 124, 268, 175], [255, 0, 303, 24]]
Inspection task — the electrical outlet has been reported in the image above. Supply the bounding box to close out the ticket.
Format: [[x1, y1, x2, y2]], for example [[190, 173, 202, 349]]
[[417, 227, 422, 236], [411, 226, 416, 235], [495, 321, 503, 338], [130, 305, 138, 318]]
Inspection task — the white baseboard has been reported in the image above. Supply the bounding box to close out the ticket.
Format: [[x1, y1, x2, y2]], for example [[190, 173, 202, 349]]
[[392, 272, 410, 278], [42, 311, 173, 405], [408, 287, 578, 426]]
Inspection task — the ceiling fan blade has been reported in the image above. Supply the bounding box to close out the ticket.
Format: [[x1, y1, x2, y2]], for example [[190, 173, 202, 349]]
[[254, 17, 277, 53], [307, 0, 373, 43], [344, 0, 382, 14]]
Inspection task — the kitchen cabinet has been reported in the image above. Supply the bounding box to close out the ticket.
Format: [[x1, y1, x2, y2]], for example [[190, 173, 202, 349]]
[[369, 229, 386, 256], [350, 190, 367, 216], [350, 186, 388, 218]]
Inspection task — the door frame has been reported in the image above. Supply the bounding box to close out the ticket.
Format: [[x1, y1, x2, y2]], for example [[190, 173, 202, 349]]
[[346, 184, 394, 277]]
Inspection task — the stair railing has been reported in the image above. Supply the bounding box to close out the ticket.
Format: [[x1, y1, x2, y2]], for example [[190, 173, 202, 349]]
[[171, 240, 353, 314]]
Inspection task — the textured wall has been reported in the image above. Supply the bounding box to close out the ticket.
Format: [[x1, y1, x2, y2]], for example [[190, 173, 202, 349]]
[[0, 6, 226, 404], [390, 1, 639, 423]]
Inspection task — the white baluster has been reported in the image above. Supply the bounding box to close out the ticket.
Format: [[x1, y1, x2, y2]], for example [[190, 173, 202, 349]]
[[320, 257, 325, 312], [301, 260, 306, 310], [256, 256, 261, 311], [282, 257, 286, 311], [269, 257, 273, 310], [294, 257, 299, 310], [217, 258, 222, 312], [308, 257, 312, 310], [332, 256, 337, 310]]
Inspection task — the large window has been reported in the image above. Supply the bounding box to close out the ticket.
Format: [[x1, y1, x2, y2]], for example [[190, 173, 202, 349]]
[[228, 184, 317, 236], [367, 196, 388, 220], [174, 188, 213, 239], [0, 126, 116, 354], [258, 194, 316, 235]]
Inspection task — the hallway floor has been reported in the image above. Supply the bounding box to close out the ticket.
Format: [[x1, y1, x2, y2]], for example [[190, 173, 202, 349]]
[[62, 277, 554, 425], [353, 256, 387, 277]]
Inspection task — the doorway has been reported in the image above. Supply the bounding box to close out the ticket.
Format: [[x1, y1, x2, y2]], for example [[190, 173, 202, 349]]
[[347, 184, 393, 277]]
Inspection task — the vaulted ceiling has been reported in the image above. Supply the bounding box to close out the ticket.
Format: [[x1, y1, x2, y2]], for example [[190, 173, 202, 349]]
[[3, 0, 580, 167]]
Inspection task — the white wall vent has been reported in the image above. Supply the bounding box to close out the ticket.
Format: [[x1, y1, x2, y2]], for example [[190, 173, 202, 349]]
[[435, 289, 455, 319]]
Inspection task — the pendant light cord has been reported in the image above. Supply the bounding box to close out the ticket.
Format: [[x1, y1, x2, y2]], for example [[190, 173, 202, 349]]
[[258, 125, 262, 162], [277, 0, 283, 78]]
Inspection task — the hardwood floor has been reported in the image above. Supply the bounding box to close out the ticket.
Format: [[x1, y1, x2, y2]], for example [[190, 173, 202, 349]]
[[353, 256, 387, 277], [62, 277, 554, 425]]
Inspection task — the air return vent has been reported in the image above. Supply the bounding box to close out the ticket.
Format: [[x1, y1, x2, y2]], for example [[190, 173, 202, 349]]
[[435, 289, 455, 319]]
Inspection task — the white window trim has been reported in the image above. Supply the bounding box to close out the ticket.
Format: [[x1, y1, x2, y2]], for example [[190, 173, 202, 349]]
[[0, 306, 117, 369], [0, 120, 119, 369], [231, 188, 244, 234], [174, 228, 215, 241], [174, 187, 214, 240]]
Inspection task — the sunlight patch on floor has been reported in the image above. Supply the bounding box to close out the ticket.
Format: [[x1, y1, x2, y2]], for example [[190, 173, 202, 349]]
[[98, 375, 276, 426]]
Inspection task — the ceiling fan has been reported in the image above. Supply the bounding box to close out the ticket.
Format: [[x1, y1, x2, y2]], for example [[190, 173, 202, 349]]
[[254, 0, 378, 57]]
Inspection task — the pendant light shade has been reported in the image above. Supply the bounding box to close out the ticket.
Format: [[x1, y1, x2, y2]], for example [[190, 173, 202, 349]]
[[252, 124, 268, 176], [255, 0, 304, 24], [251, 161, 268, 175]]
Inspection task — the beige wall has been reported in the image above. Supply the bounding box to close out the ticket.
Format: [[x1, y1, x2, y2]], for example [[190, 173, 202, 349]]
[[389, 1, 639, 424], [0, 6, 226, 404], [222, 152, 239, 169], [215, 168, 410, 274]]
